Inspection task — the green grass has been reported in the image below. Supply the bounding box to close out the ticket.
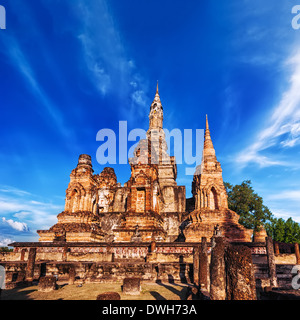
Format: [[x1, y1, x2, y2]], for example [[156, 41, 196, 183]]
[[1, 282, 191, 300]]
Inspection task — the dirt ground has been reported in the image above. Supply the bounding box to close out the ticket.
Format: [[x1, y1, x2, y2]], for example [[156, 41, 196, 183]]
[[1, 282, 191, 300]]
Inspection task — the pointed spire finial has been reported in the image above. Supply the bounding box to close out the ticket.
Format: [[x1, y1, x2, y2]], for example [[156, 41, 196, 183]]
[[205, 114, 211, 138], [153, 80, 161, 103], [203, 114, 216, 157], [206, 114, 209, 131]]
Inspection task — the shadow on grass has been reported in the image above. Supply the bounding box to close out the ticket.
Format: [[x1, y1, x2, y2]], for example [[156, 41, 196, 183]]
[[1, 286, 37, 300], [155, 278, 190, 300], [149, 291, 167, 300]]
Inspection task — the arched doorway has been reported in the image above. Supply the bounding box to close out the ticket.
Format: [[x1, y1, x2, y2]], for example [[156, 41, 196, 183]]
[[209, 187, 219, 210], [71, 189, 80, 212]]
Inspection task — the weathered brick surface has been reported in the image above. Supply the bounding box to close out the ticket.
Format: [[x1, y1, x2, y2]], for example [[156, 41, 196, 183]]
[[199, 237, 209, 290], [25, 248, 36, 281], [209, 236, 226, 300], [38, 276, 56, 292], [96, 292, 121, 300], [225, 245, 257, 300], [122, 278, 141, 295]]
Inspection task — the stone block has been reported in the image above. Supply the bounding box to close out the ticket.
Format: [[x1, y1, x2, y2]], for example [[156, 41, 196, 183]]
[[68, 266, 76, 285], [25, 248, 36, 281], [199, 237, 208, 290], [38, 276, 57, 292], [96, 292, 121, 300], [122, 277, 141, 295], [225, 245, 257, 300], [209, 236, 226, 300]]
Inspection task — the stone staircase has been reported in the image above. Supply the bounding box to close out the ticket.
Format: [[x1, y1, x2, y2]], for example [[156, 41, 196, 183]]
[[276, 265, 295, 289], [254, 263, 295, 290]]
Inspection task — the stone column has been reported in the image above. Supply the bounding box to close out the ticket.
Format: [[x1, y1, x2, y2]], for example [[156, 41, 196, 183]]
[[68, 266, 76, 285], [107, 246, 114, 262], [150, 241, 156, 253], [295, 243, 300, 265], [62, 246, 68, 262], [25, 248, 37, 282], [193, 246, 200, 286], [146, 241, 157, 262], [20, 249, 26, 261], [209, 236, 226, 300], [199, 237, 208, 290], [266, 237, 278, 287], [225, 245, 256, 300]]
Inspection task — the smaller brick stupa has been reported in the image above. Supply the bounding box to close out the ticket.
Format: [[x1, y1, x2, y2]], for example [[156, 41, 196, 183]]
[[183, 116, 252, 242]]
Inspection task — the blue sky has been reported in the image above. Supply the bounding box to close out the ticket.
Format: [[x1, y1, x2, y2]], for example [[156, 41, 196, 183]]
[[0, 0, 300, 245]]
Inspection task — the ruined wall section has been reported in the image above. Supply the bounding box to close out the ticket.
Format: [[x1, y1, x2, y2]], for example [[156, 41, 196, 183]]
[[38, 156, 126, 242], [113, 139, 167, 242]]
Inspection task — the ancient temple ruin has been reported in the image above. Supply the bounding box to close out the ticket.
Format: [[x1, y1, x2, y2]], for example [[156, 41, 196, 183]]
[[4, 85, 289, 296], [37, 85, 250, 244]]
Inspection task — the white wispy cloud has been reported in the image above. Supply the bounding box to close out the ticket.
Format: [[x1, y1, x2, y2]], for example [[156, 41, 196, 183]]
[[270, 208, 300, 224], [263, 189, 300, 223], [0, 238, 13, 247], [77, 32, 112, 96], [0, 185, 61, 234], [2, 217, 29, 232], [0, 32, 77, 149], [0, 185, 32, 197], [266, 190, 300, 203], [75, 0, 150, 121], [9, 39, 72, 139], [235, 50, 300, 168], [0, 197, 60, 230], [280, 122, 300, 147], [230, 0, 293, 67]]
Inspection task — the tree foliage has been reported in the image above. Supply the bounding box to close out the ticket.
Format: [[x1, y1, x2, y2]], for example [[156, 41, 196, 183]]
[[0, 247, 13, 252], [267, 217, 300, 244], [224, 180, 273, 230], [225, 180, 300, 244]]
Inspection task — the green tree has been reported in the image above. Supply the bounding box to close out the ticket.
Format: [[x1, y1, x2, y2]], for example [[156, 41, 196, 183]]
[[225, 180, 300, 244], [268, 217, 300, 244], [284, 218, 300, 244], [266, 218, 285, 242], [224, 180, 273, 231], [0, 247, 13, 252]]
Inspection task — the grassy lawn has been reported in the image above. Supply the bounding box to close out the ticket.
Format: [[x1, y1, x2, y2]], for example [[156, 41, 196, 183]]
[[1, 282, 191, 300]]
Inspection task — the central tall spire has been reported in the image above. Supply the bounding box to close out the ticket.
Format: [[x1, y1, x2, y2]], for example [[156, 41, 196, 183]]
[[151, 81, 162, 109], [149, 82, 163, 130]]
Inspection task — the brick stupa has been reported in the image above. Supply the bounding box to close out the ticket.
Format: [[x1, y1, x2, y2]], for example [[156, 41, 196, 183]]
[[183, 116, 252, 242]]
